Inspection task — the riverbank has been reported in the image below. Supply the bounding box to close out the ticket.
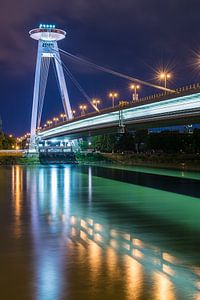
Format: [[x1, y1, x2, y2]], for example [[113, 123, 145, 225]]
[[102, 153, 200, 172], [0, 151, 39, 165], [0, 151, 200, 172]]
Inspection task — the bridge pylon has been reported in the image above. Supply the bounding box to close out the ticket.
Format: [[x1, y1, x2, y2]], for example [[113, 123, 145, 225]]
[[29, 24, 73, 151]]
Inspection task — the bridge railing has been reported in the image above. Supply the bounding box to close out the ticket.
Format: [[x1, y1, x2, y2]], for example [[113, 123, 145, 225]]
[[139, 82, 200, 103]]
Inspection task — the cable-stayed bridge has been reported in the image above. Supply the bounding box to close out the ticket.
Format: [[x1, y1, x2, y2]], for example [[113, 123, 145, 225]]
[[28, 24, 200, 150]]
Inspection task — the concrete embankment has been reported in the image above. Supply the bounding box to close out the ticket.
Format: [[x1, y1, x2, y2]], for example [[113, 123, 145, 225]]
[[102, 153, 200, 171]]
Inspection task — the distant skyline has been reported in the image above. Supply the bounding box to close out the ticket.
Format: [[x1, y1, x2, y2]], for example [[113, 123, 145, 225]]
[[1, 0, 200, 135]]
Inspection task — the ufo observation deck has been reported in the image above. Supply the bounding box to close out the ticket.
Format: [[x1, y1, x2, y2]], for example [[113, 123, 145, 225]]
[[29, 24, 66, 41]]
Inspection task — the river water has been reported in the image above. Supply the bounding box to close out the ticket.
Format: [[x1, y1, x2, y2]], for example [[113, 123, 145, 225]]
[[0, 164, 200, 300]]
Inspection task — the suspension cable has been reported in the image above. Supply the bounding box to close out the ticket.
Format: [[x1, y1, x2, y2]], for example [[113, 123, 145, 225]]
[[58, 48, 175, 93], [53, 53, 99, 112]]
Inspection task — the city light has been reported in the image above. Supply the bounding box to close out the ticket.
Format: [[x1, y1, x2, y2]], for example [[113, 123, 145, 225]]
[[47, 120, 53, 127], [39, 24, 56, 29], [53, 117, 59, 124], [130, 84, 140, 102], [71, 110, 76, 117], [109, 92, 118, 108], [60, 113, 67, 122], [92, 98, 100, 109], [79, 105, 87, 116], [157, 70, 172, 89]]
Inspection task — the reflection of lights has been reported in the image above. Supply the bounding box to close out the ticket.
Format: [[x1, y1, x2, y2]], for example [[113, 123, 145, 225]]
[[88, 241, 102, 279], [123, 242, 131, 251], [110, 239, 117, 249], [196, 282, 200, 290], [132, 249, 143, 259], [193, 267, 200, 276], [94, 233, 102, 242], [39, 168, 45, 201], [87, 228, 93, 236], [80, 230, 88, 241], [48, 214, 52, 223], [81, 219, 87, 229], [123, 233, 131, 241], [70, 216, 76, 225], [71, 227, 77, 237], [163, 264, 174, 276], [132, 238, 143, 247], [37, 253, 61, 300], [64, 167, 70, 219], [88, 167, 92, 204], [124, 254, 143, 300], [153, 272, 175, 300], [12, 166, 23, 237], [110, 229, 117, 237], [106, 247, 118, 275], [94, 223, 102, 232], [163, 252, 176, 264], [51, 168, 58, 218], [61, 214, 66, 222], [87, 218, 93, 226]]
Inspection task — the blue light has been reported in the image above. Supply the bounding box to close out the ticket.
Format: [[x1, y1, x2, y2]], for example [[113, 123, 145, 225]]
[[39, 24, 55, 29]]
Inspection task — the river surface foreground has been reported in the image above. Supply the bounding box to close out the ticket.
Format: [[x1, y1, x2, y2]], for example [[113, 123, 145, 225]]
[[0, 164, 200, 300]]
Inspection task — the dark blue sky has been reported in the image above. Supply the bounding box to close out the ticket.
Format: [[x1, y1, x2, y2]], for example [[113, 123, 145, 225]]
[[1, 0, 200, 136]]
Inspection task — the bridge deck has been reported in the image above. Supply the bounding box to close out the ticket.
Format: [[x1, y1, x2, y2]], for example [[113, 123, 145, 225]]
[[39, 87, 200, 140]]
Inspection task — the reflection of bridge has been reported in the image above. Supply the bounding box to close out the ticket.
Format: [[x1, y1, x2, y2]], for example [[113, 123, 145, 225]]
[[38, 86, 200, 142], [11, 164, 200, 296], [69, 214, 200, 291]]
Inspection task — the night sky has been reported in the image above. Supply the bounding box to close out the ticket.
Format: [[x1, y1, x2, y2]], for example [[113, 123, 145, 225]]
[[1, 0, 200, 136]]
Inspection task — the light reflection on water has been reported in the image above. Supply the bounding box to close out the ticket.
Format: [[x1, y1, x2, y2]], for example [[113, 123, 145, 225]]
[[2, 165, 200, 299]]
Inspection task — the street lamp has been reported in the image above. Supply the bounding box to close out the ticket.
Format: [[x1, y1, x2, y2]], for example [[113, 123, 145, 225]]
[[71, 110, 76, 117], [79, 105, 87, 116], [92, 98, 100, 109], [60, 113, 66, 122], [159, 72, 171, 89], [130, 84, 140, 102], [109, 92, 118, 108], [47, 120, 53, 127], [53, 117, 59, 124]]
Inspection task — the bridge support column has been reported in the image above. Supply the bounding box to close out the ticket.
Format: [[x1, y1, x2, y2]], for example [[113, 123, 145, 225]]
[[29, 26, 73, 151]]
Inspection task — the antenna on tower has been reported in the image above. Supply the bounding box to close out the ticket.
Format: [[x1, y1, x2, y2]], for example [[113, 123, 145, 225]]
[[29, 24, 73, 151]]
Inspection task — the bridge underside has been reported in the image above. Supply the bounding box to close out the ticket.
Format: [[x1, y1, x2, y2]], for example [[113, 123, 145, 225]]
[[39, 112, 200, 141]]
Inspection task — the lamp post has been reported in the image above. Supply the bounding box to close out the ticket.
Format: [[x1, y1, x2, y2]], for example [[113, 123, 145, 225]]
[[109, 92, 118, 108], [130, 84, 140, 102], [80, 105, 87, 116], [92, 98, 100, 110], [53, 117, 59, 124], [60, 113, 66, 122], [71, 110, 76, 117], [159, 72, 171, 89], [47, 120, 53, 127]]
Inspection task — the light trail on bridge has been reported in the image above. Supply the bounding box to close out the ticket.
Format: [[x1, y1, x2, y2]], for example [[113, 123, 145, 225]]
[[38, 91, 200, 140]]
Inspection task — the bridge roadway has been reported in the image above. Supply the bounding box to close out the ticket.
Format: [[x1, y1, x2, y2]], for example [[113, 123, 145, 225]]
[[38, 87, 200, 141]]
